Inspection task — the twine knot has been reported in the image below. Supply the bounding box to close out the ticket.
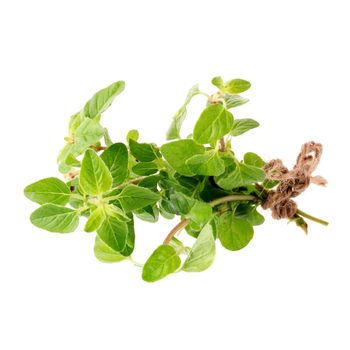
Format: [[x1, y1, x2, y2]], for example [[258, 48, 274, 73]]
[[262, 141, 327, 219]]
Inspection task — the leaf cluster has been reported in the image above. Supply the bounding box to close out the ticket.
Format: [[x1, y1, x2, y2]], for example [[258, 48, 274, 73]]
[[24, 77, 324, 282]]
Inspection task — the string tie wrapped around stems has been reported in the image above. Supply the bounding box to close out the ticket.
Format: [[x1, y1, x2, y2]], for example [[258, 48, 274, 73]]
[[262, 141, 327, 219]]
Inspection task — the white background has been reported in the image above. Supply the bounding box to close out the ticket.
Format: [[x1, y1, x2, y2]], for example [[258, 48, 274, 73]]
[[1, 1, 349, 349]]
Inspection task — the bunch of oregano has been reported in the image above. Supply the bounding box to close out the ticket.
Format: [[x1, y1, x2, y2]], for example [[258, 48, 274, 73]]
[[24, 78, 328, 282]]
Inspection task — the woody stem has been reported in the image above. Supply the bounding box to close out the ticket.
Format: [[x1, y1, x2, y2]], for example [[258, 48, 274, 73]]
[[163, 194, 258, 244]]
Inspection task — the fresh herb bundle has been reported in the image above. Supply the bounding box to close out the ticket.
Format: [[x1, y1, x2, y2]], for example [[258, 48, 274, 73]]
[[24, 77, 328, 282]]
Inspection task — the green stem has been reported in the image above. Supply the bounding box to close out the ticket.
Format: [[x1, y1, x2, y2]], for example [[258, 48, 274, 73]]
[[104, 176, 147, 201], [77, 206, 89, 214], [163, 195, 258, 244], [115, 176, 147, 189], [209, 194, 257, 207], [297, 209, 329, 226]]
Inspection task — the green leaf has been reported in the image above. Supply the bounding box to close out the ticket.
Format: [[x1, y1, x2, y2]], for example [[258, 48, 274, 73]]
[[84, 206, 106, 233], [80, 150, 113, 195], [166, 84, 200, 140], [182, 223, 216, 272], [142, 245, 181, 282], [97, 215, 129, 255], [129, 139, 158, 162], [243, 152, 265, 168], [222, 94, 249, 109], [230, 118, 259, 137], [83, 81, 125, 119], [134, 205, 159, 223], [193, 104, 233, 144], [94, 235, 127, 263], [24, 177, 71, 205], [126, 129, 139, 143], [138, 175, 161, 192], [169, 192, 193, 215], [159, 177, 193, 197], [66, 178, 84, 208], [215, 161, 265, 190], [188, 201, 213, 226], [159, 202, 175, 220], [132, 162, 158, 176], [217, 212, 254, 250], [117, 185, 161, 212], [121, 215, 135, 256], [30, 204, 79, 233], [68, 112, 83, 135], [211, 76, 224, 89], [223, 79, 251, 94], [105, 204, 131, 222], [101, 143, 128, 186], [291, 215, 308, 234], [160, 139, 205, 176], [71, 118, 105, 156], [103, 128, 113, 147], [175, 175, 200, 192], [235, 204, 265, 226], [57, 143, 74, 173], [186, 150, 225, 176]]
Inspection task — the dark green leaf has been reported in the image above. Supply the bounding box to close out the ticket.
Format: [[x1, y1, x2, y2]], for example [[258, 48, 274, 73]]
[[231, 118, 259, 137], [169, 192, 193, 215], [121, 215, 135, 256], [138, 175, 160, 191], [198, 178, 231, 202], [142, 245, 181, 282], [101, 143, 128, 186], [159, 177, 193, 196], [132, 162, 158, 176], [175, 175, 200, 192], [217, 212, 254, 250], [24, 177, 71, 206], [159, 202, 175, 220], [129, 139, 158, 162], [30, 204, 79, 233], [193, 104, 233, 144]]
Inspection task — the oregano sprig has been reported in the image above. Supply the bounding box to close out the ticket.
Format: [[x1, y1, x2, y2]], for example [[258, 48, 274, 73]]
[[24, 77, 328, 282]]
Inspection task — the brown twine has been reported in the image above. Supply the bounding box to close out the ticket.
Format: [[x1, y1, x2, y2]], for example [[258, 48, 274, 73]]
[[262, 141, 327, 220]]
